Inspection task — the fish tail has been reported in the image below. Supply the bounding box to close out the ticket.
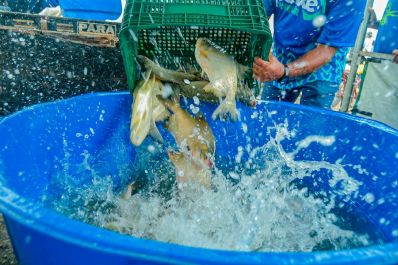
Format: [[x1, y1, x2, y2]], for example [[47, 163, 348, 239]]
[[130, 125, 148, 146], [129, 102, 144, 146], [149, 121, 164, 143], [212, 99, 238, 121]]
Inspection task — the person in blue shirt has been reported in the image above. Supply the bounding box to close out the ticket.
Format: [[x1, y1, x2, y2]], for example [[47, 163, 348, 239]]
[[373, 0, 398, 58], [253, 0, 366, 109]]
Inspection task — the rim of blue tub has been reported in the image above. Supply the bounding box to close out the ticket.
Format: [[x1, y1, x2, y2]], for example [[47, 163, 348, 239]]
[[0, 91, 397, 265]]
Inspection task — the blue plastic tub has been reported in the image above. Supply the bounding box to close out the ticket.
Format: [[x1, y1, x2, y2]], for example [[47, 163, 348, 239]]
[[0, 92, 397, 264], [60, 0, 122, 20]]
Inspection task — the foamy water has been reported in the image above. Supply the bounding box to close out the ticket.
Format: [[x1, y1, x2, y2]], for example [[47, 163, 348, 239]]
[[43, 122, 377, 252]]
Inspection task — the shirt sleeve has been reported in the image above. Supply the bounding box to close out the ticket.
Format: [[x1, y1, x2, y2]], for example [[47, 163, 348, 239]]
[[263, 0, 275, 17], [317, 0, 367, 48]]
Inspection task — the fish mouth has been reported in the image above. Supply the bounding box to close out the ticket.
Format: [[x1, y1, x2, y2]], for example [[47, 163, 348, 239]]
[[196, 38, 211, 50], [136, 55, 146, 64]]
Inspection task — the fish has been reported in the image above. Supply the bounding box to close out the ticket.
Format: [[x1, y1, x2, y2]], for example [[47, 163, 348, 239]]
[[168, 150, 212, 189], [120, 181, 141, 200], [130, 72, 169, 146], [156, 93, 216, 168], [176, 79, 256, 107], [195, 38, 239, 121], [137, 55, 202, 85], [137, 53, 256, 107]]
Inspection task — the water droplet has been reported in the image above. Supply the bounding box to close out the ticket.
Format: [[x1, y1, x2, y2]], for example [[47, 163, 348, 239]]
[[147, 145, 156, 153], [242, 123, 248, 134], [193, 96, 200, 105], [363, 193, 375, 204], [229, 172, 240, 180], [312, 15, 326, 28]]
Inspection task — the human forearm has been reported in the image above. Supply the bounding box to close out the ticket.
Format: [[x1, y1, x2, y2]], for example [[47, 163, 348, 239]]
[[253, 44, 338, 82], [286, 45, 337, 78]]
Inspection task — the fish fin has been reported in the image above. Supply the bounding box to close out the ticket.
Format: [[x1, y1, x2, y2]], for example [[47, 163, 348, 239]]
[[149, 121, 164, 143], [143, 69, 152, 83], [202, 83, 217, 94], [212, 99, 238, 121]]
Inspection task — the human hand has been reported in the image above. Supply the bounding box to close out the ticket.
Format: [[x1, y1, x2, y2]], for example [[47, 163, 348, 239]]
[[393, 50, 398, 64], [253, 52, 285, 82]]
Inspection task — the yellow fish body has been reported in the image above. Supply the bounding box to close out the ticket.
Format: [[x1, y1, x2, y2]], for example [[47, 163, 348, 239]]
[[195, 38, 238, 121], [168, 150, 212, 189], [130, 74, 169, 146], [156, 94, 215, 168]]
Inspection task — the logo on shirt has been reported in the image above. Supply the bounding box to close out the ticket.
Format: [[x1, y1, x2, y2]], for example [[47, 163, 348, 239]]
[[277, 0, 326, 20]]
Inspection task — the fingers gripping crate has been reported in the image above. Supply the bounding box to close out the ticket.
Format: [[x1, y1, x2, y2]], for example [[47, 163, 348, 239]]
[[119, 0, 273, 93]]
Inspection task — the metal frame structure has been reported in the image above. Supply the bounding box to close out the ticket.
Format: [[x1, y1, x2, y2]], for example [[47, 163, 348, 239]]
[[340, 0, 395, 113]]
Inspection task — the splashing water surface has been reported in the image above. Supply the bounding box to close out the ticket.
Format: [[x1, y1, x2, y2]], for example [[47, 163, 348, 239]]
[[42, 122, 383, 252]]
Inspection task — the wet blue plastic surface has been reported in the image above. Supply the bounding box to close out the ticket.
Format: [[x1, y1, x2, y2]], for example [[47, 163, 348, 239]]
[[60, 0, 122, 20], [0, 92, 397, 265]]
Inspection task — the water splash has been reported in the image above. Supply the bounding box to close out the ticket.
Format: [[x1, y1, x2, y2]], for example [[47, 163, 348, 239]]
[[43, 123, 378, 252]]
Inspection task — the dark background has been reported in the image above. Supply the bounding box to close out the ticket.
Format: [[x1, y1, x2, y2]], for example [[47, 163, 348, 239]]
[[0, 30, 128, 117]]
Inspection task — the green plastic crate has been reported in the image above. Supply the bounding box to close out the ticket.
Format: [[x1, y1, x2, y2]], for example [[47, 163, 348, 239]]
[[119, 0, 273, 94]]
